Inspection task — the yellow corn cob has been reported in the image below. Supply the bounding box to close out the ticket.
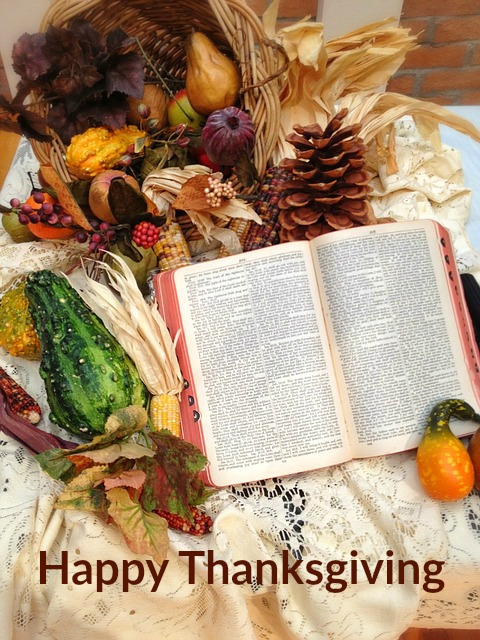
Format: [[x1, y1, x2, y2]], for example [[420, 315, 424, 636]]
[[149, 393, 182, 436], [217, 217, 252, 257], [153, 221, 193, 271]]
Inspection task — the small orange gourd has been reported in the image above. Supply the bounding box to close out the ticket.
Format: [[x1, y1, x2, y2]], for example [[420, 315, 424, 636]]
[[0, 280, 41, 359], [416, 399, 480, 501]]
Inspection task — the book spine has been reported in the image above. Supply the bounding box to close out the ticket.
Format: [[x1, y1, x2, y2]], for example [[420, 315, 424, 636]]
[[152, 272, 215, 487], [435, 222, 480, 403]]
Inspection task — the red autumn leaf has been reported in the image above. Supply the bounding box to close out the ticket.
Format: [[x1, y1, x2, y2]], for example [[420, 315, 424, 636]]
[[138, 429, 210, 522], [104, 469, 146, 491]]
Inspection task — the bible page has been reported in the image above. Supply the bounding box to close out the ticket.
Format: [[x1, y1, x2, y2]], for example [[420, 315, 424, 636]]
[[170, 242, 351, 486], [310, 219, 480, 458]]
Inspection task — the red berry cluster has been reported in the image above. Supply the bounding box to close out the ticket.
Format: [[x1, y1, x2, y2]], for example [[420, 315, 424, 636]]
[[131, 221, 160, 249], [10, 192, 73, 228], [156, 505, 214, 536], [74, 219, 117, 254]]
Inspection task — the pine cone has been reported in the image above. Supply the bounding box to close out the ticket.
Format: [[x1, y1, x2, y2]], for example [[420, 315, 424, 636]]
[[278, 108, 376, 241]]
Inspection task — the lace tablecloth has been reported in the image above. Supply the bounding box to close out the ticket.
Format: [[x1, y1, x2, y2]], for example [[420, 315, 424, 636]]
[[1, 113, 480, 640]]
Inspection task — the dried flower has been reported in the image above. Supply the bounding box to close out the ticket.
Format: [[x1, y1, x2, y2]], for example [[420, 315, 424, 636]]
[[203, 177, 237, 208]]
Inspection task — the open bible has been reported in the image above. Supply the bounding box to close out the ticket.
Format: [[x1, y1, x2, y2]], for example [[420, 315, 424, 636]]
[[153, 219, 480, 487]]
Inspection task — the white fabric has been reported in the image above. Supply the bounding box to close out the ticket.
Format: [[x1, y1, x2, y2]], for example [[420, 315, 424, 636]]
[[1, 115, 480, 639]]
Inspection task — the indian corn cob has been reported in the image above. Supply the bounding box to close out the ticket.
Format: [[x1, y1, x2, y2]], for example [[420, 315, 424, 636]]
[[243, 166, 291, 252], [0, 366, 42, 424], [217, 217, 252, 257], [153, 221, 193, 271], [155, 505, 213, 535]]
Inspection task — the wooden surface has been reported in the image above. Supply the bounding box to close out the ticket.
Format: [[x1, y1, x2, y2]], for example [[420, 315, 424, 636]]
[[400, 630, 480, 639], [0, 130, 20, 190]]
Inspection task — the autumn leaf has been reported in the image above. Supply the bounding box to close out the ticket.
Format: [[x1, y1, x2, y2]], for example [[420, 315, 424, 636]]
[[36, 447, 76, 482], [138, 430, 210, 521], [0, 95, 52, 142], [80, 441, 155, 464], [172, 174, 218, 211], [73, 405, 149, 453], [106, 51, 145, 98], [107, 487, 169, 565], [36, 406, 150, 480], [11, 32, 50, 81], [55, 465, 110, 512], [104, 469, 146, 491], [40, 164, 92, 230]]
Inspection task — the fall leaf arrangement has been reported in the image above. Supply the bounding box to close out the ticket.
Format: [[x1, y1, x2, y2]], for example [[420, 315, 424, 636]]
[[0, 383, 213, 565], [37, 407, 214, 565]]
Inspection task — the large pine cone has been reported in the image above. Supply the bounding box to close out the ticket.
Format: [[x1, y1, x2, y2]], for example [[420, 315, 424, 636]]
[[278, 108, 376, 241]]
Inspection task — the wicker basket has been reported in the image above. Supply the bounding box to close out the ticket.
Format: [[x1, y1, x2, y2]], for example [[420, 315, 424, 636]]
[[30, 0, 285, 191]]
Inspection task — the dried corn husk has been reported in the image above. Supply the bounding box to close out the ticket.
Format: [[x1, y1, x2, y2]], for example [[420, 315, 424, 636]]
[[338, 91, 480, 173], [264, 3, 480, 175], [68, 256, 183, 398], [142, 165, 261, 255], [264, 3, 418, 163]]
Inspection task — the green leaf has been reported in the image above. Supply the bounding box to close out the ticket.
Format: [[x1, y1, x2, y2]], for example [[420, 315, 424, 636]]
[[115, 230, 144, 262], [80, 441, 155, 464], [36, 448, 76, 482], [55, 465, 110, 511], [36, 406, 148, 480], [73, 405, 149, 454], [106, 487, 169, 565], [234, 152, 259, 188], [138, 430, 210, 521], [140, 145, 170, 180], [107, 177, 148, 224]]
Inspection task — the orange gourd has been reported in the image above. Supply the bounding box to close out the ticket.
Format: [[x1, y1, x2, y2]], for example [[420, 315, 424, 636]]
[[0, 280, 41, 360], [416, 399, 480, 501], [66, 125, 148, 180], [24, 193, 77, 240]]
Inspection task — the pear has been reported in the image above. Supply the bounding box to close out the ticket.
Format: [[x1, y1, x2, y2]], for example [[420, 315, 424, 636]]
[[185, 32, 241, 116], [2, 213, 37, 243]]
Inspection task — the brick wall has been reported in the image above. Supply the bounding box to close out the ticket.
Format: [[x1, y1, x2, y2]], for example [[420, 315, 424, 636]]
[[387, 0, 480, 105], [245, 0, 318, 25], [249, 0, 480, 106]]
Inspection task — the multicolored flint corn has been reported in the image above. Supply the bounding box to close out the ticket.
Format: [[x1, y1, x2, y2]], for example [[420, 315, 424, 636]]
[[153, 221, 193, 271], [243, 166, 292, 252], [216, 217, 252, 258], [0, 366, 42, 424], [155, 505, 214, 535]]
